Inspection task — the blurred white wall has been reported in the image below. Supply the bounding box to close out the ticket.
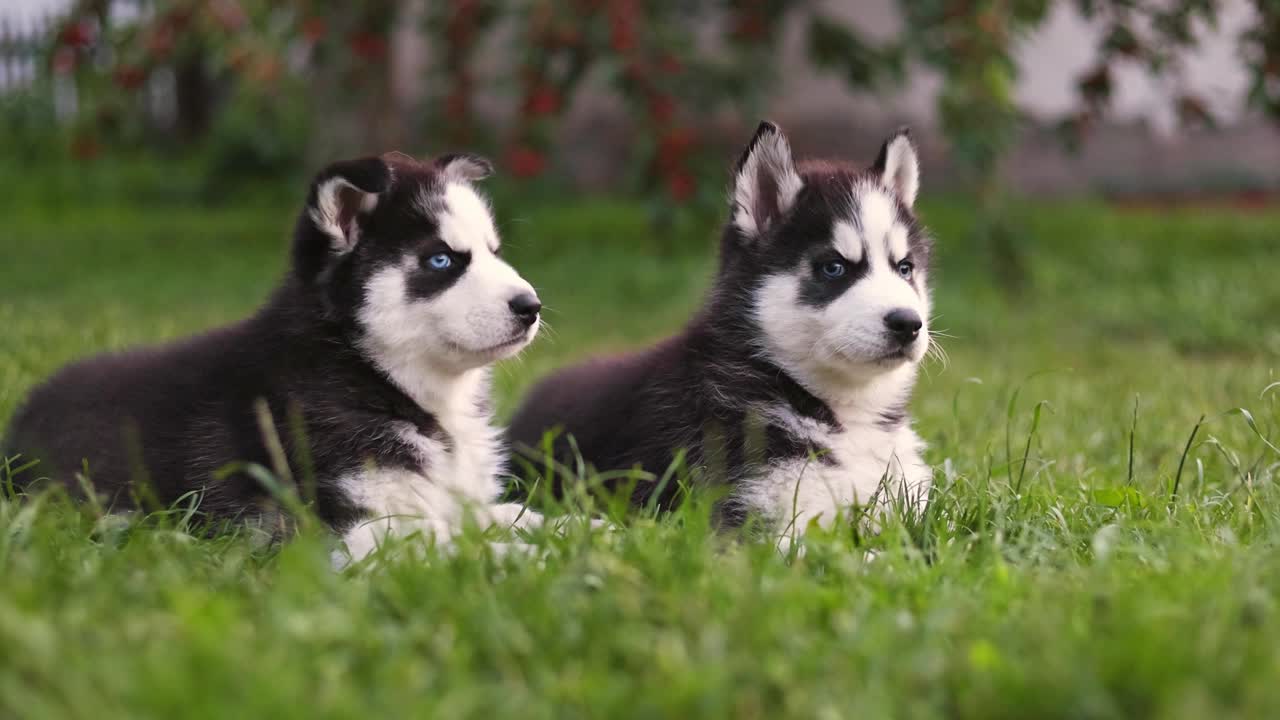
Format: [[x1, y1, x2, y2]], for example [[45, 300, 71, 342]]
[[758, 0, 1278, 194], [2, 0, 67, 25], [775, 0, 1257, 135]]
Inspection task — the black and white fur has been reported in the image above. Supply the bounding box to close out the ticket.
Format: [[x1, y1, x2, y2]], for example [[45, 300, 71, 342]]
[[4, 152, 543, 561], [508, 122, 933, 542]]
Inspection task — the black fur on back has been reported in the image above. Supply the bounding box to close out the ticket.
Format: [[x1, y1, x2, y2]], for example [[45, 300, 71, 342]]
[[2, 153, 482, 534], [506, 146, 932, 520]]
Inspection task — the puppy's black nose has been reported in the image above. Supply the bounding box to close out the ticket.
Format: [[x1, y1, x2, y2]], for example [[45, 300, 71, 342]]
[[508, 293, 542, 326], [884, 308, 922, 343]]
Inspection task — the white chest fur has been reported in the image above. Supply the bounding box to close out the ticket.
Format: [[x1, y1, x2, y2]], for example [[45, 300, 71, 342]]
[[398, 410, 506, 506], [334, 370, 534, 563], [734, 407, 931, 537]]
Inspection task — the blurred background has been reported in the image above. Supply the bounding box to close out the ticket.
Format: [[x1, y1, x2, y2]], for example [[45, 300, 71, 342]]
[[3, 1, 1279, 210]]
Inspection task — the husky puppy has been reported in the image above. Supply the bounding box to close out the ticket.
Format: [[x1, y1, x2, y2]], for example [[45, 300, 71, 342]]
[[508, 122, 933, 539], [4, 153, 543, 559]]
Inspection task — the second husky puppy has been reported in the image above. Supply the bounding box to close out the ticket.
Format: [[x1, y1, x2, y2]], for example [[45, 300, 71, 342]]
[[508, 122, 933, 539]]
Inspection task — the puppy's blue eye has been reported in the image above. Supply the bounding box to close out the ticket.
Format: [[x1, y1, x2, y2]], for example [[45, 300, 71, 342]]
[[897, 260, 914, 279], [427, 253, 452, 270], [821, 261, 847, 279]]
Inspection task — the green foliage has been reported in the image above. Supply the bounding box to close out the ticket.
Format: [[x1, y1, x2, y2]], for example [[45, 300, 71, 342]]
[[199, 85, 310, 193], [1241, 0, 1280, 119], [0, 83, 65, 161], [1063, 0, 1224, 137], [805, 15, 905, 89]]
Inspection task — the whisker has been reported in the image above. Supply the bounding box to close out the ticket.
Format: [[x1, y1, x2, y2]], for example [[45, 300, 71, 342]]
[[535, 320, 561, 345], [923, 339, 951, 372]]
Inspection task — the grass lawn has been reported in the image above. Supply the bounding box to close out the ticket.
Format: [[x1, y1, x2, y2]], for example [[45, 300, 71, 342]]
[[2, 194, 1279, 718]]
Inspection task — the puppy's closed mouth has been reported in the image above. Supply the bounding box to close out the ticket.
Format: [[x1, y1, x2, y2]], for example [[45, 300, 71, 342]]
[[876, 347, 911, 363], [473, 330, 536, 355]]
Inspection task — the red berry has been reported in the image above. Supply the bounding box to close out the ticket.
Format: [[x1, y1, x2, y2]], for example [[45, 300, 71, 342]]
[[507, 146, 547, 178], [525, 86, 560, 116], [731, 11, 766, 40], [302, 17, 327, 43], [59, 21, 93, 48], [610, 21, 635, 52], [52, 47, 76, 75], [608, 0, 638, 52], [667, 171, 695, 201], [146, 25, 175, 58], [648, 94, 675, 123], [656, 127, 697, 173], [112, 65, 146, 90], [348, 31, 388, 61]]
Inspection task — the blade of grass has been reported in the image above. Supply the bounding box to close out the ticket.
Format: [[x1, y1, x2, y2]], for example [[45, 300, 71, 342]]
[[1170, 415, 1206, 507]]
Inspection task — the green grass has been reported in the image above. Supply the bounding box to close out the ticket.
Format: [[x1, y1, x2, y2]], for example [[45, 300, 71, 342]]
[[2, 195, 1280, 718]]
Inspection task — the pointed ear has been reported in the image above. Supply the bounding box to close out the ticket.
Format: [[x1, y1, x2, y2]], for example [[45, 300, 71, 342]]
[[436, 153, 494, 183], [731, 121, 803, 239], [294, 157, 391, 284], [305, 157, 392, 254], [872, 128, 919, 208]]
